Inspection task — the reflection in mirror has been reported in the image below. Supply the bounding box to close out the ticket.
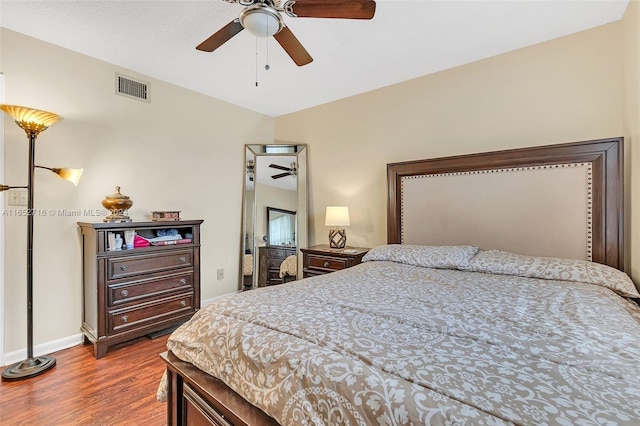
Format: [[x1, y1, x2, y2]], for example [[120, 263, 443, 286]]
[[240, 144, 308, 290], [267, 207, 296, 246]]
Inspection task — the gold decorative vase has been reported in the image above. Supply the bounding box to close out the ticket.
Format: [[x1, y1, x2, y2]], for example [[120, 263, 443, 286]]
[[102, 186, 133, 222]]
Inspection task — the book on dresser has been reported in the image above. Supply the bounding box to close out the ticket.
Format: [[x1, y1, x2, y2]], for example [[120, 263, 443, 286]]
[[151, 238, 192, 246], [77, 219, 203, 358]]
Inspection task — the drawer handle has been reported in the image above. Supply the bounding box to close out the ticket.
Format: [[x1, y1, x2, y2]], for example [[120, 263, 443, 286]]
[[323, 261, 330, 268], [179, 257, 186, 263], [180, 300, 187, 307], [120, 265, 128, 272], [120, 289, 129, 297], [179, 278, 187, 285], [121, 315, 128, 323]]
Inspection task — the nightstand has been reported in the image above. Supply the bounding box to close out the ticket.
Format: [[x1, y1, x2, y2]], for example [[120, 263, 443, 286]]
[[301, 244, 370, 278]]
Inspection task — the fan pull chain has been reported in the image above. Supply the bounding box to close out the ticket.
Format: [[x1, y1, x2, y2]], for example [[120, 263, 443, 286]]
[[265, 12, 270, 71], [265, 35, 270, 71], [255, 36, 259, 87]]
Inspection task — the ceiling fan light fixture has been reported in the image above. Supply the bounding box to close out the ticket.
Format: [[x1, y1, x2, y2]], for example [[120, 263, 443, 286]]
[[240, 4, 283, 37]]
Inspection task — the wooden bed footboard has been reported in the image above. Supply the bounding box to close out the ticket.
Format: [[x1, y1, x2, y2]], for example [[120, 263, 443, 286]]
[[160, 351, 279, 426]]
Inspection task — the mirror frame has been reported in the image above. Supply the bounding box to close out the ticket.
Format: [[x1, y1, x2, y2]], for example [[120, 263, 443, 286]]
[[240, 144, 308, 290]]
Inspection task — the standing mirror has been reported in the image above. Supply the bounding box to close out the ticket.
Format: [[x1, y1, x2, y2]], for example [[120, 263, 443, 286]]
[[240, 144, 308, 290]]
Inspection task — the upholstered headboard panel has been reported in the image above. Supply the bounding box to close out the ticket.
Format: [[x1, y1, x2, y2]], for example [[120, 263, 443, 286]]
[[387, 138, 624, 270]]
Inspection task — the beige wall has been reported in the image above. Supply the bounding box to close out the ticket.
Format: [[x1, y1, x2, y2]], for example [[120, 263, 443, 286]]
[[624, 0, 640, 282], [275, 21, 629, 273], [1, 29, 274, 354]]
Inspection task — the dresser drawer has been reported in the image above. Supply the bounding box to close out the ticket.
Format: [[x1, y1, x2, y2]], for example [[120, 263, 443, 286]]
[[302, 270, 325, 279], [107, 249, 193, 280], [267, 270, 283, 282], [268, 258, 287, 270], [108, 272, 193, 306], [183, 383, 233, 426], [266, 247, 293, 260], [306, 255, 348, 271], [109, 294, 194, 334]]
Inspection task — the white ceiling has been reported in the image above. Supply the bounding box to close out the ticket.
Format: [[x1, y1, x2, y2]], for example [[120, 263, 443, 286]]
[[0, 0, 629, 117]]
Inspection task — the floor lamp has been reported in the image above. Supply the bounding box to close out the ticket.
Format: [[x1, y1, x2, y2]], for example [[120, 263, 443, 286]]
[[0, 104, 83, 381]]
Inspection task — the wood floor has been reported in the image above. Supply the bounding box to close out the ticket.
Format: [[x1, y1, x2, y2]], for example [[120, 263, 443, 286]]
[[0, 334, 169, 426]]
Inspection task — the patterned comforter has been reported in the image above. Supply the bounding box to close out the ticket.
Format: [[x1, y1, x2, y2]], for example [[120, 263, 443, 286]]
[[158, 245, 640, 425]]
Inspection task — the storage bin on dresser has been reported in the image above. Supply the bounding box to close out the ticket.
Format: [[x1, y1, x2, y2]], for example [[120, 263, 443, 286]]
[[78, 220, 203, 358]]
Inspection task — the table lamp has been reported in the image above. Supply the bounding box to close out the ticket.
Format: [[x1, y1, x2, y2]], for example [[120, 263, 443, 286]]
[[325, 206, 350, 249]]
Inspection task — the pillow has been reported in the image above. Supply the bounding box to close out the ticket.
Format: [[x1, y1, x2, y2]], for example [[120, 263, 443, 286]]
[[467, 250, 640, 298], [362, 244, 479, 269]]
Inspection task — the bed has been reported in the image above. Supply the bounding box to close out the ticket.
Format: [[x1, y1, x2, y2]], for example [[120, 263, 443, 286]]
[[242, 253, 253, 288], [279, 254, 297, 282], [157, 137, 640, 425]]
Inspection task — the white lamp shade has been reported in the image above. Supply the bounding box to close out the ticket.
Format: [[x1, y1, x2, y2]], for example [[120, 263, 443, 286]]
[[325, 206, 350, 227], [57, 168, 83, 186]]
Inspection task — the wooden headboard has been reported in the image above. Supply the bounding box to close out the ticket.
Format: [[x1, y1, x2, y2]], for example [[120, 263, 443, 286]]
[[387, 137, 624, 270]]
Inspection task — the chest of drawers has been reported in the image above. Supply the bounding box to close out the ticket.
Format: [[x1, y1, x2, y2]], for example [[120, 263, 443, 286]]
[[78, 220, 203, 358]]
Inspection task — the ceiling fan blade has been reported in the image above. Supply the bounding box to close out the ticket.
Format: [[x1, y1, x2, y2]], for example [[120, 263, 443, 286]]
[[271, 172, 291, 179], [273, 26, 313, 66], [269, 164, 292, 171], [287, 0, 376, 20], [196, 19, 244, 52]]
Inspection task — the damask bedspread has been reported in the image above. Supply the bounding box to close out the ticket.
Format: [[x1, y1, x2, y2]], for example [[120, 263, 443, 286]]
[[158, 245, 640, 425]]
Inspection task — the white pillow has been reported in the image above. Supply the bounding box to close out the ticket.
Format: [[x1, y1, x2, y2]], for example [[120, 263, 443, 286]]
[[362, 244, 479, 269], [467, 250, 640, 298]]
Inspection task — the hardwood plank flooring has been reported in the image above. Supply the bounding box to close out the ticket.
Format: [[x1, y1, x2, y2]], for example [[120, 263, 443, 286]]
[[0, 335, 169, 426]]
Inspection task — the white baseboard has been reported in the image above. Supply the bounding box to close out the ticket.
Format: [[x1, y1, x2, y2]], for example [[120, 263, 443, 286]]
[[2, 291, 240, 366], [3, 333, 84, 367]]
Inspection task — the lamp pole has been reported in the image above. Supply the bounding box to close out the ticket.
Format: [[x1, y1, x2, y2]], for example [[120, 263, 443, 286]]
[[1, 128, 57, 381], [26, 129, 36, 361], [0, 104, 64, 381]]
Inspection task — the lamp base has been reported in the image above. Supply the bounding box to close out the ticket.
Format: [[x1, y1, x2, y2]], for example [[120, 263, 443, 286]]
[[328, 228, 347, 249], [1, 355, 56, 381]]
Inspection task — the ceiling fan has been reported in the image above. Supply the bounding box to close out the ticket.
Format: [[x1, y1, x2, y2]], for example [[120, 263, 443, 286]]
[[196, 0, 377, 66], [246, 160, 255, 181], [270, 163, 297, 179]]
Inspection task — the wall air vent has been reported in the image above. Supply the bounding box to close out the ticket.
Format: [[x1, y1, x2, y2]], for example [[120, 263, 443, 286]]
[[115, 73, 150, 102]]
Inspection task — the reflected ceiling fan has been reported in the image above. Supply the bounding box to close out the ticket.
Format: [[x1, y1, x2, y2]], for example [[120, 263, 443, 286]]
[[270, 163, 297, 179], [196, 0, 377, 66], [246, 160, 255, 181]]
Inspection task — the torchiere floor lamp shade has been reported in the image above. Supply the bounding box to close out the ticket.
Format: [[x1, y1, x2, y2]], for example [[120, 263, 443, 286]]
[[0, 104, 82, 381]]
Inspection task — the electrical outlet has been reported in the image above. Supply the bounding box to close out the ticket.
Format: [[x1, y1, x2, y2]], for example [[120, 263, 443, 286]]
[[217, 268, 224, 280], [8, 189, 28, 206]]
